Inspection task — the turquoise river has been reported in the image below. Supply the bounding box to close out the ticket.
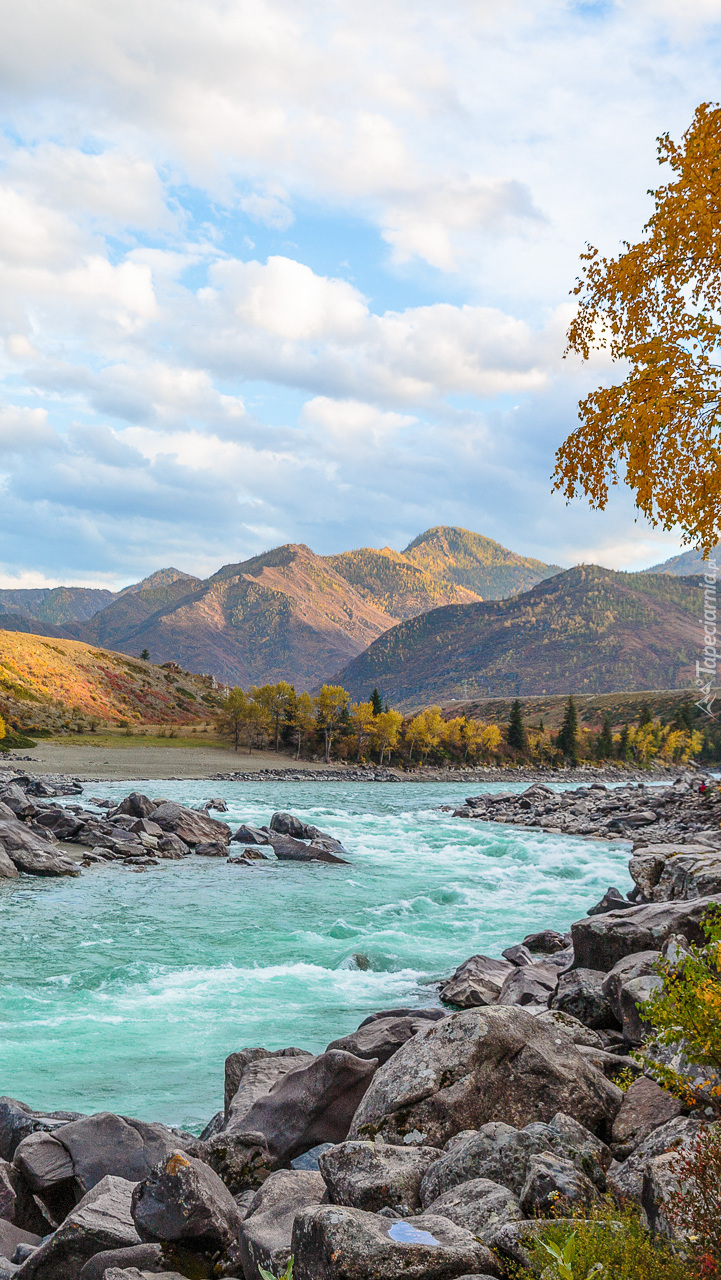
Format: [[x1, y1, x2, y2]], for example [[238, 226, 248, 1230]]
[[1, 778, 632, 1132]]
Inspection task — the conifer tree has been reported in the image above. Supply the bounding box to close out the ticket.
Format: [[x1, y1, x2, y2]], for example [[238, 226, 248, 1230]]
[[557, 695, 579, 766], [370, 687, 383, 716], [597, 712, 613, 760], [618, 724, 631, 761], [507, 699, 527, 752]]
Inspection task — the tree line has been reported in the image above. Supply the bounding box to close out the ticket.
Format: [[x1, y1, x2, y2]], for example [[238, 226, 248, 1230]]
[[215, 682, 711, 768]]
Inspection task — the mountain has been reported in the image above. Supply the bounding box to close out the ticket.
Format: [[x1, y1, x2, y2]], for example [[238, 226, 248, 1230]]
[[402, 526, 562, 599], [75, 544, 395, 689], [325, 546, 481, 618], [0, 612, 67, 638], [334, 564, 701, 709], [0, 586, 116, 625], [0, 631, 222, 734], [644, 545, 721, 576], [1, 530, 567, 689]]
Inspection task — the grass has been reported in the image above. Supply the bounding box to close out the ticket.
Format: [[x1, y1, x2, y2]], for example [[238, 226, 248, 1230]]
[[38, 729, 231, 751]]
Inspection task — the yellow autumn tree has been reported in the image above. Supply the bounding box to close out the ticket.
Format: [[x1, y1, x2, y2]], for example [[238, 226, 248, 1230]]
[[350, 700, 375, 761], [371, 709, 403, 764], [558, 102, 721, 550], [0, 714, 5, 741]]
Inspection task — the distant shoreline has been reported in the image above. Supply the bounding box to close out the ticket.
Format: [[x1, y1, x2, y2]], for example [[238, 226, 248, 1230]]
[[0, 739, 686, 783]]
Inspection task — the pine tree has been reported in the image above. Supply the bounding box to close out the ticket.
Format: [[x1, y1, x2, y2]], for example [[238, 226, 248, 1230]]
[[597, 712, 613, 760], [557, 695, 579, 766], [618, 724, 630, 761], [370, 688, 383, 716], [638, 703, 653, 728], [507, 699, 527, 753]]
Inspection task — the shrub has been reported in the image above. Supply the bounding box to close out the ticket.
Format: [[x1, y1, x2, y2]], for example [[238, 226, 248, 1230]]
[[516, 1202, 689, 1280], [667, 1124, 721, 1277], [640, 906, 721, 1109]]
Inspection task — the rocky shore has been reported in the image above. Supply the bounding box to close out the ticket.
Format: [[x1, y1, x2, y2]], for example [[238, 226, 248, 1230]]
[[0, 768, 719, 1278]]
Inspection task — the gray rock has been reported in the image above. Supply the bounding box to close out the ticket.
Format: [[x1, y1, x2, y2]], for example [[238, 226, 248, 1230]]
[[0, 1160, 52, 1235], [238, 1169, 326, 1280], [438, 956, 512, 1009], [14, 1113, 196, 1200], [14, 1175, 140, 1279], [103, 1271, 186, 1280], [193, 841, 227, 857], [269, 812, 317, 840], [131, 1150, 243, 1253], [571, 897, 717, 972], [501, 945, 534, 967], [0, 785, 37, 819], [224, 1047, 311, 1118], [587, 887, 628, 916], [600, 952, 661, 1026], [155, 836, 188, 860], [78, 1244, 165, 1279], [0, 1099, 80, 1163], [291, 1206, 500, 1280], [0, 1224, 40, 1267], [318, 1141, 442, 1213], [618, 974, 663, 1043], [520, 1151, 598, 1216], [550, 969, 617, 1030], [327, 1014, 439, 1066], [230, 825, 270, 845], [228, 1051, 378, 1164], [423, 1178, 521, 1241], [0, 818, 79, 877], [419, 1112, 609, 1205], [534, 1009, 604, 1050], [150, 803, 229, 849], [485, 1219, 578, 1270], [111, 795, 157, 820], [496, 964, 558, 1008], [202, 1133, 275, 1197], [611, 1076, 683, 1154], [350, 1007, 621, 1149], [0, 846, 19, 879], [641, 1150, 685, 1238], [607, 1117, 703, 1201], [522, 930, 566, 954], [34, 811, 83, 841]]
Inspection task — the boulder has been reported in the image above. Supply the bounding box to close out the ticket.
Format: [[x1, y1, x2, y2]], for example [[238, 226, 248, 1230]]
[[14, 1113, 196, 1200], [0, 785, 37, 819], [533, 1009, 604, 1050], [0, 1222, 40, 1265], [438, 956, 512, 1009], [607, 1116, 703, 1201], [318, 1141, 442, 1213], [264, 831, 348, 865], [350, 1007, 621, 1149], [522, 930, 566, 954], [226, 1051, 378, 1164], [269, 813, 317, 840], [238, 1169, 326, 1280], [600, 952, 661, 1026], [150, 803, 230, 849], [14, 1176, 140, 1279], [291, 1205, 500, 1280], [0, 1099, 82, 1163], [193, 841, 226, 857], [230, 826, 270, 846], [641, 1150, 684, 1238], [618, 974, 663, 1043], [611, 1076, 682, 1155], [422, 1178, 521, 1241], [202, 1133, 275, 1197], [501, 945, 534, 967], [628, 851, 667, 901], [519, 1151, 598, 1216], [496, 964, 558, 1009], [224, 1052, 314, 1129], [550, 969, 617, 1030], [155, 836, 188, 860], [327, 1014, 441, 1066], [419, 1113, 609, 1206], [0, 818, 79, 877], [111, 795, 157, 820], [131, 1151, 243, 1254], [0, 846, 18, 879], [103, 1271, 186, 1280], [33, 810, 83, 840], [0, 1160, 52, 1235], [587, 887, 630, 916], [485, 1219, 579, 1270], [570, 897, 718, 972], [78, 1244, 165, 1279]]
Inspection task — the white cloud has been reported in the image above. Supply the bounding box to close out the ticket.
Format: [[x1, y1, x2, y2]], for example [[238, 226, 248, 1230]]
[[202, 255, 369, 341]]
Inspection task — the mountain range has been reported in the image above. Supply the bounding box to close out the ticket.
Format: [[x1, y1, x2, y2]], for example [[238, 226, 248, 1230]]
[[0, 529, 561, 689], [336, 564, 701, 708]]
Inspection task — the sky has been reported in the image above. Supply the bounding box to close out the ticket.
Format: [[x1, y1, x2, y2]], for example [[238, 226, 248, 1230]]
[[2, 0, 721, 589]]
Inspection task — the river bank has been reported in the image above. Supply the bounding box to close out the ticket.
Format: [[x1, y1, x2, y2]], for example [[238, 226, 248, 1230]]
[[0, 739, 685, 783]]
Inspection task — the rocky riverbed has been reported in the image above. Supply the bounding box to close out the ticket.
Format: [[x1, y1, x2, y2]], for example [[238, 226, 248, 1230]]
[[0, 768, 718, 1278]]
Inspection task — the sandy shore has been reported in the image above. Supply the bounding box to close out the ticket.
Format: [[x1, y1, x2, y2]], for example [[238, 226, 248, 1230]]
[[0, 742, 341, 781]]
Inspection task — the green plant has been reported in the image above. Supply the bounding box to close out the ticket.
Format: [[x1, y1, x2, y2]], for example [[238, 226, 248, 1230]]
[[259, 1260, 293, 1280], [518, 1204, 690, 1280], [539, 1232, 604, 1279], [667, 1124, 721, 1276]]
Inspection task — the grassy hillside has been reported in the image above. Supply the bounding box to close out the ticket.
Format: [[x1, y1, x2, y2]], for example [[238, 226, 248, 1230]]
[[403, 526, 561, 599], [336, 564, 701, 709], [0, 631, 224, 734], [447, 688, 705, 733], [0, 586, 116, 625], [326, 546, 480, 617]]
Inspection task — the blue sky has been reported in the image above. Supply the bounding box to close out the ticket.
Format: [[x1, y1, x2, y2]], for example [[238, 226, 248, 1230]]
[[1, 0, 721, 588]]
